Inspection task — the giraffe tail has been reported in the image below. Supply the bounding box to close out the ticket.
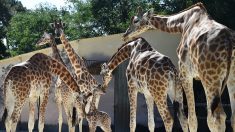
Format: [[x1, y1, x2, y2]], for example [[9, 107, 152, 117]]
[[72, 107, 77, 127], [2, 108, 7, 124], [220, 34, 233, 95]]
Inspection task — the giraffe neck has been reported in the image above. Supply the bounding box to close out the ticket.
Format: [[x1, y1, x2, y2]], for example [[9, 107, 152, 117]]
[[89, 93, 99, 112], [149, 3, 208, 33], [107, 38, 140, 72], [108, 37, 154, 72], [60, 33, 85, 76], [28, 53, 81, 94], [50, 38, 66, 66]]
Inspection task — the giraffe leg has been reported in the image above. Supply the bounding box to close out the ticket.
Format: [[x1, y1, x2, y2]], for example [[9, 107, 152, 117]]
[[4, 108, 13, 132], [181, 76, 197, 132], [127, 82, 137, 132], [175, 87, 188, 132], [5, 118, 11, 132], [38, 88, 49, 132], [88, 123, 96, 132], [65, 107, 75, 132], [144, 94, 155, 132], [201, 80, 226, 132], [227, 80, 235, 132], [10, 99, 25, 132], [75, 100, 84, 132], [28, 96, 37, 132], [55, 89, 63, 132], [153, 88, 173, 132], [57, 98, 63, 132], [4, 106, 12, 132], [78, 117, 83, 132]]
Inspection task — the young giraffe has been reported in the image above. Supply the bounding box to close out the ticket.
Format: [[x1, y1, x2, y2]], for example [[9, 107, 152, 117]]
[[123, 3, 235, 132], [86, 89, 112, 132], [2, 53, 84, 132], [100, 37, 188, 132], [36, 32, 85, 132]]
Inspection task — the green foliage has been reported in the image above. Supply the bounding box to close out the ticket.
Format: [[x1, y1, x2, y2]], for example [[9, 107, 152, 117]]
[[2, 0, 235, 59], [90, 0, 152, 35], [156, 0, 235, 30], [6, 6, 61, 56], [199, 0, 235, 30], [68, 0, 100, 38], [0, 0, 25, 59]]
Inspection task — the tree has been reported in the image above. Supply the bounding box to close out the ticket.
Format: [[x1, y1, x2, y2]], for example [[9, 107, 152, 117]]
[[199, 0, 235, 30], [90, 0, 153, 35], [7, 5, 60, 56], [67, 0, 153, 36], [4, 0, 235, 57], [66, 0, 101, 38], [0, 0, 25, 59]]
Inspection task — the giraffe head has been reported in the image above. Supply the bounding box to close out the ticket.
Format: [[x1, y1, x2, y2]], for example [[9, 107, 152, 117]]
[[100, 63, 112, 92], [83, 84, 104, 114], [123, 7, 154, 41], [50, 19, 65, 38], [36, 32, 53, 46]]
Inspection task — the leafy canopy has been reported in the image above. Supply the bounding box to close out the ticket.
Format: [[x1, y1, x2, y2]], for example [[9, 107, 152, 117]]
[[2, 0, 235, 59]]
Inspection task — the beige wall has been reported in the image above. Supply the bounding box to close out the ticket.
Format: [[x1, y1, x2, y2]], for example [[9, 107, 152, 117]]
[[0, 30, 181, 126], [0, 30, 180, 75]]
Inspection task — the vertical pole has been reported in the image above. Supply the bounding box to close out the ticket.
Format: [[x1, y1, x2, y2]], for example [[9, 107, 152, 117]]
[[114, 60, 130, 132]]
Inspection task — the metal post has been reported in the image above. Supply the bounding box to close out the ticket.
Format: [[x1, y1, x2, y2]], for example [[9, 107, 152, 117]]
[[113, 60, 130, 132]]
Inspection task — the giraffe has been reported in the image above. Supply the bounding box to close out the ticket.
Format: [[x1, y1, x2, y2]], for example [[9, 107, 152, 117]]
[[2, 53, 84, 132], [86, 88, 112, 132], [36, 32, 85, 132], [50, 19, 105, 127], [100, 37, 188, 132], [122, 3, 235, 132]]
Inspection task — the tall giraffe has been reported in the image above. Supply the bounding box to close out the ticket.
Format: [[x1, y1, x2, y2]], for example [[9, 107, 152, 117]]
[[122, 3, 235, 132], [2, 53, 84, 132], [86, 88, 112, 132], [36, 32, 85, 132], [50, 19, 104, 122], [100, 37, 188, 132]]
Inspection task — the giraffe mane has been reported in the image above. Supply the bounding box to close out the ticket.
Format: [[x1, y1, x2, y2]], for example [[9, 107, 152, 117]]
[[178, 2, 207, 13]]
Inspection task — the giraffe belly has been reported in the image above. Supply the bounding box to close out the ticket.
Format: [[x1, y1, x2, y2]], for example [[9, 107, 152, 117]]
[[132, 76, 152, 97], [29, 81, 44, 99], [179, 51, 199, 79]]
